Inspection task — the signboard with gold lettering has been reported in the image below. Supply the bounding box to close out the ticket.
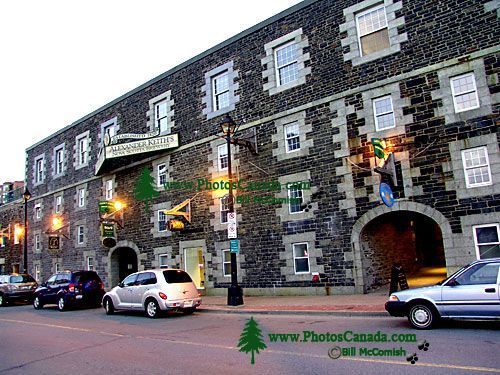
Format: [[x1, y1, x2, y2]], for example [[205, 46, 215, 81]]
[[106, 134, 178, 159], [96, 133, 179, 174], [48, 236, 60, 250]]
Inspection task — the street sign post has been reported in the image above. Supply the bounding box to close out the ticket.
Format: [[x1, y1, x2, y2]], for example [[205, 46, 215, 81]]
[[230, 239, 240, 253], [228, 223, 237, 239], [227, 212, 237, 239]]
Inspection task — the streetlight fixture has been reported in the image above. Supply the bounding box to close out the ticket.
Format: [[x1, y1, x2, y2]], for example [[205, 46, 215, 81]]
[[22, 188, 31, 273], [220, 115, 244, 306]]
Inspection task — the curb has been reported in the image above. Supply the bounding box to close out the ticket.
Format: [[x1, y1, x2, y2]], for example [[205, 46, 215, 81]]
[[197, 308, 388, 317]]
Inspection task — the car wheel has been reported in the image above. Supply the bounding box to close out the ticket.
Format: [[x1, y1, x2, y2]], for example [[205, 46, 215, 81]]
[[145, 299, 160, 319], [182, 307, 196, 315], [33, 296, 43, 310], [57, 296, 67, 312], [0, 293, 6, 307], [408, 303, 437, 329], [104, 297, 114, 315]]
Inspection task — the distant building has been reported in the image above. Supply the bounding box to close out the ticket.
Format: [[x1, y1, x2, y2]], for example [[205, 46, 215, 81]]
[[0, 182, 24, 274], [24, 0, 499, 293], [0, 181, 24, 205]]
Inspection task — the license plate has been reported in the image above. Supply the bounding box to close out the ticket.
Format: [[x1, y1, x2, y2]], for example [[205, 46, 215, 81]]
[[75, 295, 83, 299], [184, 300, 193, 308]]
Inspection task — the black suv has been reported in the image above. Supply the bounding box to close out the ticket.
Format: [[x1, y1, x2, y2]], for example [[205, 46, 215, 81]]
[[0, 274, 38, 306], [33, 271, 105, 311]]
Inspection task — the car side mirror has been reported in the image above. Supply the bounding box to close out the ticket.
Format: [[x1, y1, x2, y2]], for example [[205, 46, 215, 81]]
[[118, 282, 124, 288], [41, 282, 47, 287], [447, 278, 459, 287]]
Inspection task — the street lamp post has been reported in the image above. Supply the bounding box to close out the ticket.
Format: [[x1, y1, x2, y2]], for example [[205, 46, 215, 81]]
[[220, 115, 244, 306], [23, 188, 31, 274]]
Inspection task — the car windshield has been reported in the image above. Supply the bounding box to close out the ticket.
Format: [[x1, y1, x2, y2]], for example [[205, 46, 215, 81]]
[[435, 264, 471, 285], [10, 275, 35, 284], [163, 270, 193, 284]]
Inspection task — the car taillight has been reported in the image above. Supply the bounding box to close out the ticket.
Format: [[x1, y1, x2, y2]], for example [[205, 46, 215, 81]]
[[198, 292, 202, 297], [159, 292, 168, 300], [68, 284, 75, 292], [99, 282, 104, 290]]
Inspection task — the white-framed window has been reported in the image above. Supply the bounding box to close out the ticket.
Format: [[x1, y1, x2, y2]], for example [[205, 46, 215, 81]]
[[218, 144, 228, 171], [284, 122, 301, 153], [356, 4, 389, 57], [159, 254, 169, 268], [102, 123, 115, 143], [373, 96, 395, 131], [293, 243, 310, 274], [55, 195, 62, 214], [212, 71, 230, 111], [13, 224, 21, 244], [288, 186, 304, 214], [55, 146, 64, 175], [220, 195, 230, 224], [155, 100, 169, 133], [222, 249, 231, 277], [86, 256, 94, 271], [461, 147, 492, 188], [77, 135, 88, 165], [274, 41, 299, 86], [77, 225, 85, 244], [35, 157, 44, 184], [35, 234, 41, 251], [157, 163, 167, 187], [105, 179, 113, 200], [473, 224, 500, 260], [34, 264, 40, 282], [55, 263, 61, 273], [450, 73, 480, 113], [158, 211, 167, 232], [35, 204, 42, 219], [78, 188, 85, 207]]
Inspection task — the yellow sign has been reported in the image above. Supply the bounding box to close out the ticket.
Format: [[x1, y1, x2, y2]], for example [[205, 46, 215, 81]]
[[164, 199, 191, 223], [168, 219, 185, 231]]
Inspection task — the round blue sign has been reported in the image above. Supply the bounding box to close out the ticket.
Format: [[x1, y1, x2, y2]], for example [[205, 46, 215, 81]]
[[380, 182, 395, 207]]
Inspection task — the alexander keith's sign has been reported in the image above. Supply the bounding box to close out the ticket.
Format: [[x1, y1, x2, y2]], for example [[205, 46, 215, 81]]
[[106, 134, 179, 158], [95, 132, 179, 174]]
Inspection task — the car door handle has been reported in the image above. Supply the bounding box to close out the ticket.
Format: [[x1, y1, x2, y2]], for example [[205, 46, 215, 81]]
[[485, 288, 496, 293]]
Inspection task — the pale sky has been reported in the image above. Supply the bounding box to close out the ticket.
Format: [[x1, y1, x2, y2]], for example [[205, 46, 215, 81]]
[[0, 0, 302, 183]]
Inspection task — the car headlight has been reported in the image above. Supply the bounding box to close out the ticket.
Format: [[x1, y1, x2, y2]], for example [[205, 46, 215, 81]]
[[389, 295, 399, 301]]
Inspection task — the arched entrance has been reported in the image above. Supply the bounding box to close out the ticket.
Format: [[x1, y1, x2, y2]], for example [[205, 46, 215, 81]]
[[108, 244, 139, 287], [351, 202, 453, 293], [360, 211, 446, 291]]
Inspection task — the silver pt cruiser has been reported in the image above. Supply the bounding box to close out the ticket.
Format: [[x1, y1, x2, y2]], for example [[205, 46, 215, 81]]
[[103, 269, 202, 318]]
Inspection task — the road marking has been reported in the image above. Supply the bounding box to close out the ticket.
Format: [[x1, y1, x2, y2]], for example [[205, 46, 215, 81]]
[[0, 318, 126, 337], [1, 317, 498, 373]]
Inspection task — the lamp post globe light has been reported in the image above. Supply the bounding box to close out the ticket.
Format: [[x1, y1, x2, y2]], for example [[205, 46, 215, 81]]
[[220, 115, 244, 306], [23, 188, 31, 274]]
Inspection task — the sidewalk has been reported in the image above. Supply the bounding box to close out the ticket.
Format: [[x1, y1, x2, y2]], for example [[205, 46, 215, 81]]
[[198, 293, 389, 317]]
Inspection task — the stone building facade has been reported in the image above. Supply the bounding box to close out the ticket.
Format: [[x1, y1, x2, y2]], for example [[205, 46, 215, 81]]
[[0, 200, 24, 275], [25, 0, 499, 294]]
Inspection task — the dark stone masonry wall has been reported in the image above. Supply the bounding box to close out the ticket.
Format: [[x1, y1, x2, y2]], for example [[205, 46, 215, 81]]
[[24, 0, 499, 293], [0, 202, 24, 274]]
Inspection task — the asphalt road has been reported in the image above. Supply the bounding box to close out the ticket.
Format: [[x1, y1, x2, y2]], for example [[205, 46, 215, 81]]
[[0, 303, 499, 375]]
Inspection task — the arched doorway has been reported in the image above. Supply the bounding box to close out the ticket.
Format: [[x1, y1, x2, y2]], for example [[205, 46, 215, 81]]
[[109, 247, 138, 287], [360, 211, 446, 291], [351, 202, 454, 293]]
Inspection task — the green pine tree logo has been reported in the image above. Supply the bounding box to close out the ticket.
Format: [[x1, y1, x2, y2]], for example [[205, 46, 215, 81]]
[[237, 316, 267, 365], [133, 167, 159, 214]]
